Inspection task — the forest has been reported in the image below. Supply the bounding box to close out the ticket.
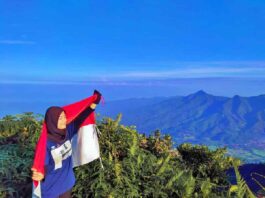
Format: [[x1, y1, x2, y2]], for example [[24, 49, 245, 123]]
[[0, 112, 264, 197]]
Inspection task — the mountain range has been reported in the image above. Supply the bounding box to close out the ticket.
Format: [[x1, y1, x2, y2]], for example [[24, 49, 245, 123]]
[[97, 90, 265, 162]]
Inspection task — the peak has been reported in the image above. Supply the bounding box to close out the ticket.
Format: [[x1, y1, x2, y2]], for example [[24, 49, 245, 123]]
[[186, 90, 212, 99], [195, 90, 208, 95], [233, 95, 241, 98], [189, 90, 210, 97], [232, 95, 246, 100], [232, 95, 244, 102]]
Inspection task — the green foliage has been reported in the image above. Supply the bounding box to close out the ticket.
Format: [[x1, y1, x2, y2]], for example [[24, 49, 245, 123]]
[[177, 143, 232, 186], [0, 112, 257, 197], [0, 112, 42, 197], [72, 115, 233, 197]]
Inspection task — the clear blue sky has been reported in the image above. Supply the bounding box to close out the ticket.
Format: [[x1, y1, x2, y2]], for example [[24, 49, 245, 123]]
[[1, 0, 265, 100]]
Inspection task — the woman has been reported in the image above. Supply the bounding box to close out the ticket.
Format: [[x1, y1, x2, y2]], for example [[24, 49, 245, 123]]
[[31, 90, 102, 198]]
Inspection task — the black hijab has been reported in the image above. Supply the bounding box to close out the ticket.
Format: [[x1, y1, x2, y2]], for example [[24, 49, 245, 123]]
[[45, 106, 67, 144]]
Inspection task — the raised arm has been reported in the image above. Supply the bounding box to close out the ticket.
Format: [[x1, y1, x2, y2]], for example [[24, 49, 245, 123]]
[[67, 90, 101, 136], [71, 103, 97, 130]]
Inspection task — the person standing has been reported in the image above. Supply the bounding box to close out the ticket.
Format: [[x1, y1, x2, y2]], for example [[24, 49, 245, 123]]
[[31, 90, 102, 198]]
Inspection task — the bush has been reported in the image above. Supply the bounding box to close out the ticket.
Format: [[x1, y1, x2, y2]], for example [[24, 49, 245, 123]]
[[0, 113, 256, 197]]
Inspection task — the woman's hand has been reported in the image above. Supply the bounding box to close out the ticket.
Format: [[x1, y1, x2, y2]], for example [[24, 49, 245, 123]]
[[31, 168, 44, 181], [90, 103, 97, 109]]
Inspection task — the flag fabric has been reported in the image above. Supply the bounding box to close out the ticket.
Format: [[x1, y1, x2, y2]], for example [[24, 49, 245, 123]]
[[32, 94, 101, 198], [71, 124, 101, 167]]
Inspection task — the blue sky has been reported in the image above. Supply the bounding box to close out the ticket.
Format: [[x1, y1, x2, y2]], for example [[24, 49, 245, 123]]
[[1, 0, 265, 104]]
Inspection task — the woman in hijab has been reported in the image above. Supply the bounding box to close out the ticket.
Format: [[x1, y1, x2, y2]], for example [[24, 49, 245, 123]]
[[31, 90, 101, 198]]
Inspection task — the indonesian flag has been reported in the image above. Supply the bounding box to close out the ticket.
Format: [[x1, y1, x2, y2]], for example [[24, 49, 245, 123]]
[[32, 93, 102, 198]]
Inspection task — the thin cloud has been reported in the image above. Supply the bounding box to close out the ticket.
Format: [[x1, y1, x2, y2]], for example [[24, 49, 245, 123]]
[[0, 79, 146, 86], [1, 61, 265, 84], [0, 40, 36, 45], [103, 65, 265, 79], [0, 80, 87, 85]]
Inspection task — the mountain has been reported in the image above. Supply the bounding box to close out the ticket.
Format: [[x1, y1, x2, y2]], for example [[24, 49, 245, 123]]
[[97, 91, 265, 162]]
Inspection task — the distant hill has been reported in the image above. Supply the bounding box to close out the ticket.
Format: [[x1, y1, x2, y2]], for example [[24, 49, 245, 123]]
[[98, 90, 265, 143], [98, 90, 265, 162]]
